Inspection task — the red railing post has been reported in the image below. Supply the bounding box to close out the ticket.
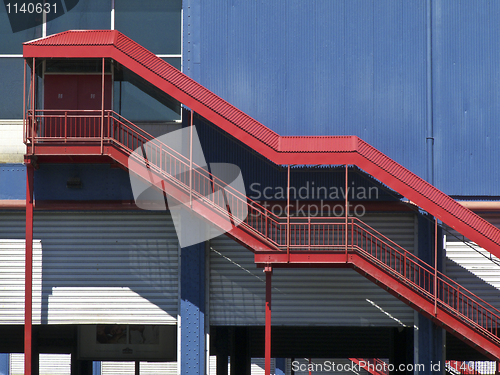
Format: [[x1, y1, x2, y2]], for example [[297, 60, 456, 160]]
[[23, 60, 26, 144], [308, 217, 311, 251], [434, 218, 438, 316], [107, 111, 110, 140], [287, 165, 290, 262], [100, 57, 105, 155], [64, 111, 67, 142], [403, 251, 406, 279], [265, 211, 268, 239], [24, 157, 34, 375], [160, 143, 163, 173], [189, 110, 194, 208], [31, 58, 36, 154], [345, 165, 348, 262], [264, 265, 272, 375]]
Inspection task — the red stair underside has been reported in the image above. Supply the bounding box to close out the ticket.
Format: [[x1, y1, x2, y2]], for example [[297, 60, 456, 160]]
[[22, 31, 500, 359]]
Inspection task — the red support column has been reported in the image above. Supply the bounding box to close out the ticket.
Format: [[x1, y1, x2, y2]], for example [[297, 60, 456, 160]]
[[24, 157, 34, 375], [264, 265, 273, 375], [345, 165, 348, 262], [23, 61, 26, 144], [31, 58, 35, 153], [287, 165, 290, 262], [434, 218, 438, 316], [189, 110, 193, 208], [101, 57, 105, 154]]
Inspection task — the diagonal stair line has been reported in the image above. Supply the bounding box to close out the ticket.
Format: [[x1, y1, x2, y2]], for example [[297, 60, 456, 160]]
[[23, 29, 500, 259], [22, 30, 500, 359]]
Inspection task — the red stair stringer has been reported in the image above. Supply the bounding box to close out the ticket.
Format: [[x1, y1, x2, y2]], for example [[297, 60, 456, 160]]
[[256, 248, 500, 361], [350, 252, 500, 360], [111, 145, 280, 253], [23, 30, 500, 259]]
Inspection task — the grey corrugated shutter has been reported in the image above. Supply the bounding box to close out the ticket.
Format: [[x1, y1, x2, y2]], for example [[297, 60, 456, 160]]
[[0, 211, 178, 325], [445, 213, 500, 311], [209, 213, 416, 326]]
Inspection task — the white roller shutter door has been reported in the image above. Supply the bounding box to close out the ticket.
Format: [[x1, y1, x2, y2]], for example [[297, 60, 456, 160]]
[[445, 213, 500, 311]]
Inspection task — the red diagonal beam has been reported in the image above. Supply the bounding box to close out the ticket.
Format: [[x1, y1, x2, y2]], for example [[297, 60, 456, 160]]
[[23, 30, 500, 260]]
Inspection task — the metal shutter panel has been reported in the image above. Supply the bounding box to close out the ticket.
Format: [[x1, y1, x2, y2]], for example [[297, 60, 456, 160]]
[[0, 211, 178, 324], [209, 213, 416, 326]]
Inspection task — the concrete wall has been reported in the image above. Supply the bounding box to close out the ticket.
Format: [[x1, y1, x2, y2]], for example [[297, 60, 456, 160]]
[[0, 120, 23, 163]]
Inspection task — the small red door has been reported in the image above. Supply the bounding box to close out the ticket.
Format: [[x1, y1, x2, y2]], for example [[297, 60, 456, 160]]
[[44, 74, 112, 138]]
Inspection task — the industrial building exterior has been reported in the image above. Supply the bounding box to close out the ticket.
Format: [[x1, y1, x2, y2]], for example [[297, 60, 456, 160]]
[[1, 1, 500, 375]]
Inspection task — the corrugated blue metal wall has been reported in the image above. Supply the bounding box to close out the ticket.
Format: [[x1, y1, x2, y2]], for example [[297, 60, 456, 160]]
[[432, 0, 500, 196], [183, 0, 500, 197], [188, 111, 400, 202], [184, 0, 428, 180]]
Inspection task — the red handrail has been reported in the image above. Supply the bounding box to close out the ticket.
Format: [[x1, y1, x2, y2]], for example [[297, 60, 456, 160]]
[[25, 109, 500, 348]]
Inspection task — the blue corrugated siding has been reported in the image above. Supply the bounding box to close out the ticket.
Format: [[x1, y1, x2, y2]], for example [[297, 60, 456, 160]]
[[190, 111, 400, 202], [185, 0, 428, 180], [35, 164, 134, 201], [433, 0, 500, 196], [0, 164, 25, 200], [185, 0, 500, 196]]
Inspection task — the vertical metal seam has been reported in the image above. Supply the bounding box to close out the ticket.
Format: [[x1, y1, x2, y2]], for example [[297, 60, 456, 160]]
[[426, 0, 434, 184]]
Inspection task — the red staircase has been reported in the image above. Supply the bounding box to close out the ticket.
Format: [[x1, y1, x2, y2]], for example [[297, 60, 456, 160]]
[[22, 31, 500, 360], [25, 108, 500, 359], [23, 30, 500, 259]]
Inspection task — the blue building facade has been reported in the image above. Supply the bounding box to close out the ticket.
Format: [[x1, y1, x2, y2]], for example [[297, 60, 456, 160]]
[[1, 1, 500, 374], [184, 0, 500, 197]]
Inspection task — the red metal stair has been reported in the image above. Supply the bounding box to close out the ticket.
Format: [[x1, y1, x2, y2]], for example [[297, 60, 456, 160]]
[[24, 109, 500, 359], [21, 30, 500, 360], [23, 30, 500, 259]]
